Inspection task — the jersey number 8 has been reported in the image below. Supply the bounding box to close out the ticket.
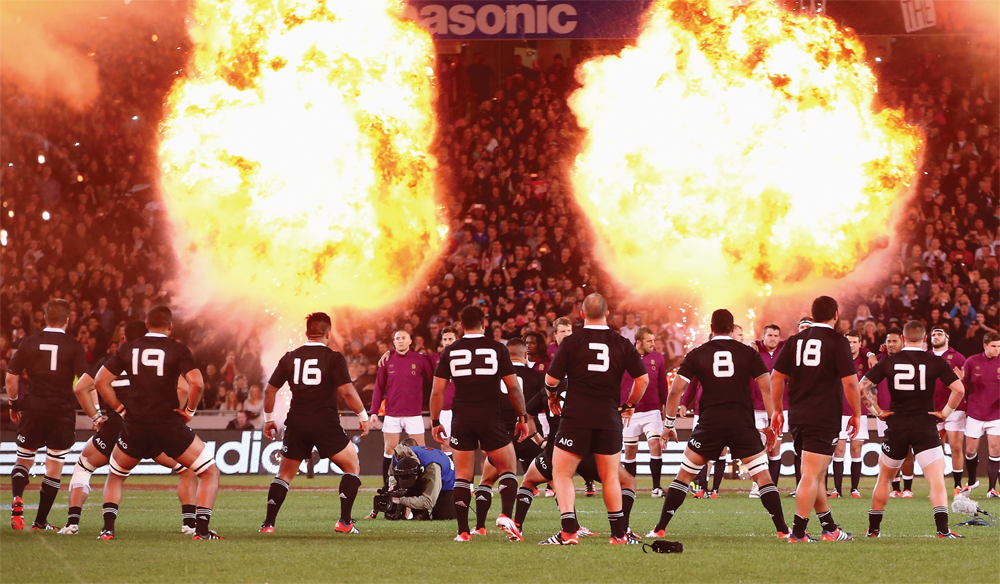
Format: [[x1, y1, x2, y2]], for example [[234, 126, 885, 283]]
[[713, 351, 734, 377], [450, 349, 498, 377], [293, 358, 322, 386], [132, 348, 166, 376]]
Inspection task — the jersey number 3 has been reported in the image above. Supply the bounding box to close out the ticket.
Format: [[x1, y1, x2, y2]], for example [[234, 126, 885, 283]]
[[450, 349, 498, 377], [588, 343, 610, 372]]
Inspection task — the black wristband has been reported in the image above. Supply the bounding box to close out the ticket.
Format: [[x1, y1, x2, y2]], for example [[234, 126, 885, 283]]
[[545, 383, 559, 395], [518, 414, 528, 424], [618, 402, 635, 412], [431, 418, 440, 427], [8, 398, 22, 412]]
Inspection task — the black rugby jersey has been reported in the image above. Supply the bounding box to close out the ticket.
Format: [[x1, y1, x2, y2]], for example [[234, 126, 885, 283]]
[[864, 347, 959, 429], [268, 342, 353, 416], [435, 334, 516, 422], [773, 324, 856, 431], [103, 333, 197, 424], [676, 337, 768, 428], [8, 328, 87, 413]]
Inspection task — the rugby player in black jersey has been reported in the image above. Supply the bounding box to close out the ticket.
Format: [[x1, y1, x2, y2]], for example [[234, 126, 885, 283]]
[[541, 294, 649, 546], [649, 309, 790, 539], [771, 296, 862, 542], [59, 321, 198, 535], [5, 299, 88, 531], [94, 306, 218, 540], [258, 312, 371, 534], [430, 305, 529, 543], [472, 338, 543, 536], [860, 320, 966, 538]]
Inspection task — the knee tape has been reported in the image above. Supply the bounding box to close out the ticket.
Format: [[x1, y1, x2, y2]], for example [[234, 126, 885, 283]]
[[109, 459, 132, 477], [623, 436, 639, 446], [70, 459, 95, 494], [190, 448, 216, 475], [46, 448, 69, 463], [645, 432, 662, 442], [172, 462, 188, 473], [743, 453, 769, 476], [879, 452, 904, 469], [680, 454, 705, 474], [915, 447, 944, 469], [16, 447, 36, 459]]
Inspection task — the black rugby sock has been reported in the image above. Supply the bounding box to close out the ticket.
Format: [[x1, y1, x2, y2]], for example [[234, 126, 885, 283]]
[[711, 460, 726, 492], [769, 458, 782, 486], [382, 456, 392, 488], [793, 454, 801, 487], [817, 510, 837, 533], [608, 510, 626, 539], [891, 478, 901, 493], [67, 506, 82, 527], [851, 460, 862, 492], [902, 476, 913, 492], [933, 506, 949, 534], [758, 484, 788, 532], [498, 473, 517, 518], [11, 465, 29, 508], [102, 503, 118, 532], [867, 509, 883, 534], [832, 459, 844, 495], [560, 511, 579, 534], [966, 454, 979, 485], [474, 485, 493, 529], [623, 459, 637, 478], [953, 470, 965, 489], [650, 456, 662, 490], [622, 488, 636, 527], [195, 507, 212, 537], [988, 457, 1000, 491], [264, 478, 289, 526], [35, 476, 60, 526], [454, 479, 472, 534], [182, 504, 197, 529], [339, 473, 361, 524], [695, 467, 708, 491], [791, 514, 809, 539], [655, 480, 688, 531], [514, 487, 533, 527]]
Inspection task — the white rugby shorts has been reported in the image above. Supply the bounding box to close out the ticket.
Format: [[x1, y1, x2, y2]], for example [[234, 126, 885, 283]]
[[965, 416, 1000, 439], [383, 415, 425, 436], [623, 410, 663, 439], [936, 410, 966, 433], [839, 415, 869, 441], [439, 410, 453, 438]]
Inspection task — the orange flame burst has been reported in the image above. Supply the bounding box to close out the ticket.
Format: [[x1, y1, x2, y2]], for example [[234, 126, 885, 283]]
[[158, 0, 442, 321], [568, 0, 923, 319]]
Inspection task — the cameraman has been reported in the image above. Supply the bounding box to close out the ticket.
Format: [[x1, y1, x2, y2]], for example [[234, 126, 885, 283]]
[[383, 439, 455, 520]]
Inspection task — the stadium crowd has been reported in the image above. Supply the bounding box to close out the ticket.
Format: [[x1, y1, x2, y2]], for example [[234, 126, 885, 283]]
[[0, 14, 998, 427]]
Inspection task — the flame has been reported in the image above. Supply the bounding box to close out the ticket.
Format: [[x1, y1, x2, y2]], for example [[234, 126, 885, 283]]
[[568, 0, 922, 319], [158, 0, 442, 323]]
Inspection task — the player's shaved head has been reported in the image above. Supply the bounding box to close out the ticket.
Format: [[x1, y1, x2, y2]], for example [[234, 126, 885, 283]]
[[507, 337, 527, 360], [902, 320, 925, 343], [125, 321, 149, 342], [811, 296, 838, 323], [147, 305, 173, 330], [710, 309, 735, 335], [305, 312, 332, 338], [43, 298, 70, 327], [582, 293, 607, 320]]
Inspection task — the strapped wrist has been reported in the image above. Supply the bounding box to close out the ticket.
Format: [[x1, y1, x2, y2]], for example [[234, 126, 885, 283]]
[[357, 410, 369, 422], [431, 418, 440, 427], [264, 411, 274, 423]]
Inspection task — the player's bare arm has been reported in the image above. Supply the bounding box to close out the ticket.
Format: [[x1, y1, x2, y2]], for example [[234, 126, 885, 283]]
[[661, 373, 688, 443], [72, 373, 105, 429], [176, 368, 205, 422], [543, 373, 562, 416], [621, 374, 649, 427], [858, 377, 892, 420], [768, 370, 786, 435], [5, 371, 21, 423], [841, 374, 862, 440], [337, 382, 371, 437], [430, 376, 448, 444], [755, 372, 778, 448], [263, 382, 281, 439], [94, 366, 126, 416], [929, 379, 965, 421], [501, 373, 530, 442]]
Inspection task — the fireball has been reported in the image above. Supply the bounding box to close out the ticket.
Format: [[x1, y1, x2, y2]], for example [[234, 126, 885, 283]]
[[568, 0, 922, 318], [158, 0, 442, 321]]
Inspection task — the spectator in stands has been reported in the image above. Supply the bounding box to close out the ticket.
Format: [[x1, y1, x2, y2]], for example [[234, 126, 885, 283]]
[[226, 411, 255, 431]]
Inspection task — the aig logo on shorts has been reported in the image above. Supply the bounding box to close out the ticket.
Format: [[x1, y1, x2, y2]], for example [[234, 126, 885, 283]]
[[450, 437, 458, 446], [881, 443, 890, 453], [117, 439, 128, 449], [95, 438, 107, 450], [558, 437, 573, 447], [16, 435, 25, 443], [689, 439, 701, 448]]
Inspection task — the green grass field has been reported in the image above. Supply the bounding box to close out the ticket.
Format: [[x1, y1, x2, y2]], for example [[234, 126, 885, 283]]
[[2, 475, 998, 584]]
